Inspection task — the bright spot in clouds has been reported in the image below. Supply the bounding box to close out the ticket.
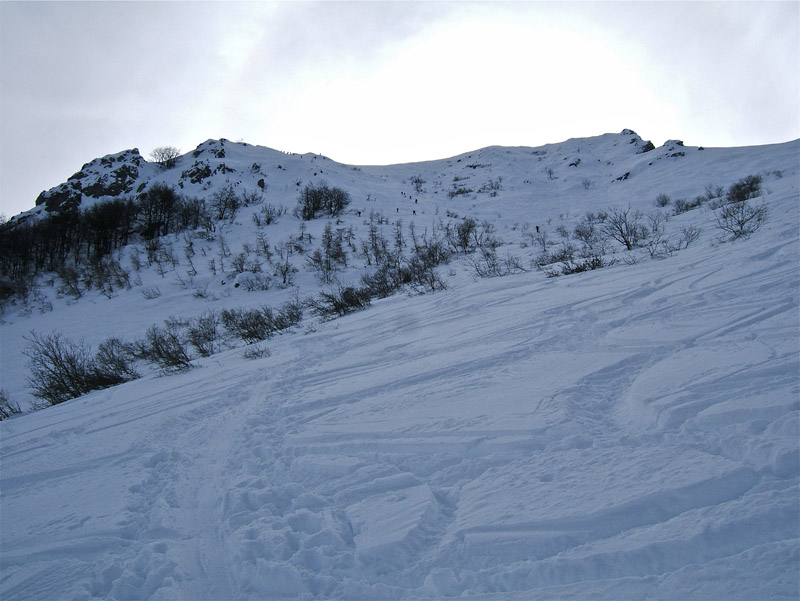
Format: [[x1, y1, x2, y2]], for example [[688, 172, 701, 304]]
[[1, 1, 797, 218]]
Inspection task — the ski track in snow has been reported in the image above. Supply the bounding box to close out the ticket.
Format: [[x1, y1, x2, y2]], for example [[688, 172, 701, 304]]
[[1, 136, 798, 599], [3, 222, 797, 600]]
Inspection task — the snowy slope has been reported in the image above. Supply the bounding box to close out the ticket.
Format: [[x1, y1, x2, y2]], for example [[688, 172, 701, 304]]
[[1, 132, 798, 599], [2, 132, 797, 409]]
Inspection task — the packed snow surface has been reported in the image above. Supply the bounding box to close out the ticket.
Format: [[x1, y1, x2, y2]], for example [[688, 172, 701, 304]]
[[1, 132, 798, 599]]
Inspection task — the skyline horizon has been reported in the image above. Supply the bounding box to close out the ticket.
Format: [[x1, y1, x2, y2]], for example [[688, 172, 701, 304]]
[[2, 1, 798, 218]]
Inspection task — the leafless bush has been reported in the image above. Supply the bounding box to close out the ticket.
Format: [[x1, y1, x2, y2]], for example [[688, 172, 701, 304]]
[[573, 215, 606, 257], [307, 284, 371, 319], [714, 175, 767, 239], [275, 297, 304, 330], [548, 254, 606, 277], [675, 225, 702, 249], [726, 174, 762, 204], [295, 184, 350, 220], [273, 248, 296, 287], [715, 199, 768, 239], [645, 211, 671, 258], [239, 273, 272, 291], [252, 203, 285, 227], [307, 223, 348, 283], [536, 242, 577, 268], [221, 300, 302, 344], [0, 389, 22, 420], [24, 331, 95, 405], [704, 183, 725, 201], [673, 197, 704, 215], [132, 325, 193, 373], [448, 186, 473, 199], [24, 331, 137, 405], [94, 337, 139, 384], [360, 263, 409, 298], [602, 205, 649, 250], [445, 218, 478, 254], [406, 257, 447, 292], [532, 228, 549, 254], [150, 146, 181, 170], [468, 247, 526, 278], [240, 188, 263, 207], [242, 345, 271, 360], [221, 307, 273, 344], [187, 311, 222, 357], [141, 286, 161, 300], [56, 266, 83, 299], [210, 184, 241, 221]]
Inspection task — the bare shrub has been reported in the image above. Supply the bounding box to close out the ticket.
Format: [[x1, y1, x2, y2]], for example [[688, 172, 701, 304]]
[[715, 199, 768, 239], [150, 146, 181, 170], [704, 183, 725, 201], [221, 307, 274, 344], [673, 197, 704, 215], [360, 263, 409, 298], [448, 186, 473, 199], [602, 205, 649, 251], [295, 184, 350, 220], [141, 286, 161, 300], [307, 223, 347, 283], [307, 284, 371, 319], [533, 228, 549, 254], [536, 242, 576, 268], [726, 174, 762, 204], [0, 389, 22, 420], [210, 184, 241, 221], [468, 247, 526, 278], [676, 225, 702, 249], [56, 266, 83, 299], [573, 215, 606, 257], [23, 331, 136, 405], [714, 175, 767, 239], [253, 203, 285, 227], [408, 237, 450, 290], [93, 337, 139, 384], [242, 345, 271, 360], [551, 255, 606, 277], [645, 211, 671, 258], [445, 217, 478, 254], [274, 297, 304, 330], [239, 273, 272, 291], [187, 311, 222, 357], [24, 331, 95, 405], [132, 325, 192, 373], [221, 301, 302, 344], [240, 188, 263, 207]]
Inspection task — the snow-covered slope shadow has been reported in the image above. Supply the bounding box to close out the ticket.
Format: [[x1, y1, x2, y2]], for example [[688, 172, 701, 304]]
[[2, 187, 797, 599], [1, 133, 798, 600]]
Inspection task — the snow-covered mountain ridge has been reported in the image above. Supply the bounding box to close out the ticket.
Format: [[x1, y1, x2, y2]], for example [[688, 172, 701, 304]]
[[26, 131, 655, 217], [1, 130, 798, 599], [7, 130, 758, 221]]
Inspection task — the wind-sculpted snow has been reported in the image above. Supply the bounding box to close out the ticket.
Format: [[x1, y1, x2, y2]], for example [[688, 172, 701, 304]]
[[1, 132, 799, 599], [2, 189, 798, 599]]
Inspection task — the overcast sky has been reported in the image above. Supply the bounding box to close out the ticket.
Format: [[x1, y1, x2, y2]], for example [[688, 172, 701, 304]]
[[1, 1, 798, 218]]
